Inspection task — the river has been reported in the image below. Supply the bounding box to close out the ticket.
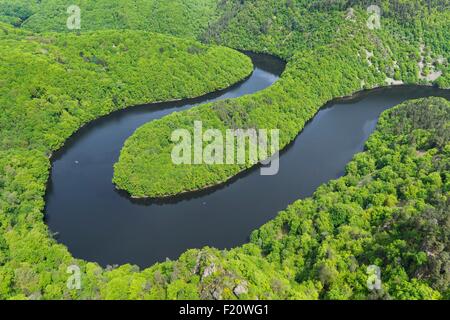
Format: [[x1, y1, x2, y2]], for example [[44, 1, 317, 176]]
[[45, 52, 449, 267]]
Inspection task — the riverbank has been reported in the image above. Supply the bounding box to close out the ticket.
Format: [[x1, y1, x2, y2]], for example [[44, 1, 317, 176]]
[[46, 84, 449, 268]]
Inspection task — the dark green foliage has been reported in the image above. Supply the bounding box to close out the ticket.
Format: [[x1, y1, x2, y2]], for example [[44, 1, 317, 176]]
[[0, 0, 39, 26]]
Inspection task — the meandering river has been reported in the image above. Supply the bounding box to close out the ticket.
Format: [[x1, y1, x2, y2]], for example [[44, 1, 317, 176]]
[[45, 53, 449, 267]]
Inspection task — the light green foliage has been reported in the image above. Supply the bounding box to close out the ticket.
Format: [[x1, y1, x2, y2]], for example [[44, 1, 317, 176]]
[[0, 24, 252, 152], [0, 22, 251, 300], [0, 0, 220, 38], [0, 0, 449, 300]]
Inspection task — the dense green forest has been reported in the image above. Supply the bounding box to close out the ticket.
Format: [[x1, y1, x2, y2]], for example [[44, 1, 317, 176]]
[[0, 0, 449, 300], [0, 20, 252, 299], [114, 2, 449, 197], [3, 95, 449, 299], [0, 23, 252, 151], [0, 0, 220, 38]]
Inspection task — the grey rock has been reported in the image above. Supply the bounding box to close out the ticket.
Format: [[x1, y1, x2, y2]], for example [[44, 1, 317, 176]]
[[202, 263, 216, 279], [234, 282, 248, 296]]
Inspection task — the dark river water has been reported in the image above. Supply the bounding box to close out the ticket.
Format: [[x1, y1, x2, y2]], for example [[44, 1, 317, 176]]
[[45, 52, 449, 268]]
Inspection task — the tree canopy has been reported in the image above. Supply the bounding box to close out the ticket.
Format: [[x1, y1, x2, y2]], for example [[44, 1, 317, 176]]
[[0, 0, 449, 300]]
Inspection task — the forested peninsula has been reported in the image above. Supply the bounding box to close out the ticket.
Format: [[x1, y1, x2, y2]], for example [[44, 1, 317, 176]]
[[113, 2, 449, 198]]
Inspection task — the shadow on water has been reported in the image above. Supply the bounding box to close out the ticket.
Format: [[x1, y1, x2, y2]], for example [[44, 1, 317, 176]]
[[45, 51, 449, 267]]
